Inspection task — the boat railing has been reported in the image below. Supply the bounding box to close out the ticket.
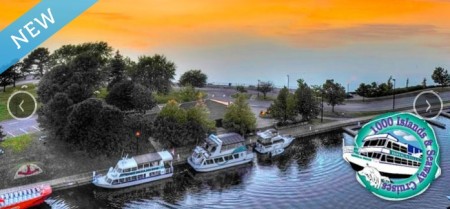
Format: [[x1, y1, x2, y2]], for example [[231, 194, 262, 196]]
[[343, 145, 355, 153]]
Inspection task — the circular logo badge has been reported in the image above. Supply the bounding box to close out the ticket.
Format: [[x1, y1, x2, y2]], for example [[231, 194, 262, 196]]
[[343, 112, 440, 201]]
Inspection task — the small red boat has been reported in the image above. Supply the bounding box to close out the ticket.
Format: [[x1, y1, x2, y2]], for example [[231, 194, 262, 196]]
[[0, 184, 52, 209]]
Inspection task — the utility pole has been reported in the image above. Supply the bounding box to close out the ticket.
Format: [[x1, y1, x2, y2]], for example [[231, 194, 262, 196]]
[[392, 78, 396, 110]]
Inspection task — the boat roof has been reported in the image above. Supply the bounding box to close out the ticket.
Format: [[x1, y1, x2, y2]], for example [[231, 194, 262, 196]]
[[118, 151, 173, 169], [257, 129, 278, 139], [363, 133, 398, 142], [206, 133, 245, 146]]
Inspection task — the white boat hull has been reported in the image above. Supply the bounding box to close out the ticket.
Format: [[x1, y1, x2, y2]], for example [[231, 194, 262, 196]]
[[255, 138, 293, 154], [93, 173, 173, 189], [343, 153, 418, 178], [188, 154, 254, 173]]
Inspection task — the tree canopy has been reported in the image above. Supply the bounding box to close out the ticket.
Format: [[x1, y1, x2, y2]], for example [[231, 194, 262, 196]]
[[432, 67, 449, 88], [295, 79, 319, 121], [107, 51, 127, 90], [23, 47, 51, 77], [322, 79, 346, 113], [153, 100, 214, 147], [223, 94, 256, 135], [179, 69, 207, 88], [257, 81, 273, 99], [270, 87, 296, 123], [131, 54, 176, 94], [106, 80, 155, 113]]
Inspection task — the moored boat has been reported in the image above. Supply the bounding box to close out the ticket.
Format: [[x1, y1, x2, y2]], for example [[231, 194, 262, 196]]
[[188, 133, 254, 172], [93, 151, 174, 189], [255, 129, 294, 155], [0, 184, 52, 209]]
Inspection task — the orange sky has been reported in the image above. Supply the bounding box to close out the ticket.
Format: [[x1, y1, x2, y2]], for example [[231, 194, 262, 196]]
[[1, 0, 450, 86]]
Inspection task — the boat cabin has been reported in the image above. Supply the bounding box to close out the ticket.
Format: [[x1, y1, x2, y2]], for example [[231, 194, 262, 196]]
[[200, 133, 245, 156]]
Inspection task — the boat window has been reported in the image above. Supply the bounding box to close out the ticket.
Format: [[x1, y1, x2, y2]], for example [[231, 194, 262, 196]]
[[378, 140, 386, 146], [394, 157, 401, 164], [117, 168, 122, 173], [408, 160, 412, 166], [131, 176, 137, 181], [124, 168, 130, 173], [369, 140, 378, 146], [417, 162, 421, 167], [214, 157, 224, 163], [131, 167, 137, 172], [211, 146, 217, 152], [392, 143, 400, 151], [387, 156, 394, 163], [363, 141, 370, 147], [120, 178, 125, 183], [206, 159, 213, 164], [373, 153, 381, 159], [386, 141, 392, 149], [106, 178, 112, 184], [138, 164, 144, 169], [400, 146, 407, 153], [234, 154, 239, 159], [401, 158, 407, 165], [381, 155, 386, 162], [361, 152, 367, 157], [112, 180, 118, 185]]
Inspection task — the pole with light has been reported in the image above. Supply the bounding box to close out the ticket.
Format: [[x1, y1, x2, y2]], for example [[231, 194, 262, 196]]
[[321, 88, 324, 123], [392, 78, 396, 110], [135, 130, 141, 155]]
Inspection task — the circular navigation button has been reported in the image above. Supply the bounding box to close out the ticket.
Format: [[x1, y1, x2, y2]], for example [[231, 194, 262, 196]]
[[413, 90, 443, 120], [7, 91, 37, 120]]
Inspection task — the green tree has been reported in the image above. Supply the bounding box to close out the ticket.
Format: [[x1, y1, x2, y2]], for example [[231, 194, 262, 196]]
[[22, 47, 51, 77], [236, 85, 247, 93], [0, 68, 14, 92], [38, 52, 105, 104], [422, 78, 427, 88], [432, 67, 449, 88], [65, 98, 125, 155], [153, 100, 214, 147], [106, 80, 155, 113], [131, 54, 176, 94], [0, 125, 5, 140], [179, 69, 208, 88], [295, 79, 319, 121], [51, 42, 112, 66], [107, 51, 127, 90], [270, 87, 297, 123], [37, 93, 73, 139], [322, 79, 346, 113], [223, 94, 256, 135], [355, 83, 370, 102], [257, 81, 273, 99]]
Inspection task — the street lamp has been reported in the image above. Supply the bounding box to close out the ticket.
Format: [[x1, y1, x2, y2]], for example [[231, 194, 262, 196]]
[[392, 78, 396, 110], [287, 75, 290, 90], [321, 89, 324, 123], [257, 79, 260, 97], [135, 131, 141, 154]]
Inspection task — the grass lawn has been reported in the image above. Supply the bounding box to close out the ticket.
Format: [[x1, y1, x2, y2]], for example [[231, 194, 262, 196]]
[[0, 134, 34, 153], [0, 84, 39, 122], [256, 94, 275, 101]]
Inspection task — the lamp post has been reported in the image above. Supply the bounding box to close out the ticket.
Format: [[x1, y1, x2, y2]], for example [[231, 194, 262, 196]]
[[392, 78, 396, 110], [135, 131, 141, 155], [287, 75, 290, 90], [321, 89, 324, 123], [257, 79, 260, 97]]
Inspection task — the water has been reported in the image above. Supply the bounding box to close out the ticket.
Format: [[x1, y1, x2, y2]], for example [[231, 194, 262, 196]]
[[39, 117, 450, 209]]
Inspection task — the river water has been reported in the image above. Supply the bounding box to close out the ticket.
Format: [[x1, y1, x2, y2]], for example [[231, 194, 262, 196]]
[[38, 117, 450, 209]]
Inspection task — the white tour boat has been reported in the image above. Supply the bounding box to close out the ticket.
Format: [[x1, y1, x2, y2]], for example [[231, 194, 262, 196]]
[[188, 133, 254, 172], [255, 129, 295, 156], [93, 151, 174, 189], [343, 133, 422, 178]]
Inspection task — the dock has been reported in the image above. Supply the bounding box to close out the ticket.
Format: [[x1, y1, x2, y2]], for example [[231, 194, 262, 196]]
[[1, 108, 449, 194]]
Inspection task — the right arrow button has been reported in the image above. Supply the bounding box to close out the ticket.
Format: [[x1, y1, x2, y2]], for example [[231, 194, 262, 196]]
[[413, 90, 443, 120]]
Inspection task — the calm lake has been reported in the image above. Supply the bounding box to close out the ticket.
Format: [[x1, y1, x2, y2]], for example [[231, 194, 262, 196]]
[[38, 117, 450, 209]]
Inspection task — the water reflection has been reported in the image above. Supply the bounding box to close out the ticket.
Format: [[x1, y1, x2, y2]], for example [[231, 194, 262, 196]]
[[43, 120, 450, 209]]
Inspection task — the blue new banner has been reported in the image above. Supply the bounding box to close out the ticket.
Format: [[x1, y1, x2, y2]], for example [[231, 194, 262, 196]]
[[0, 0, 98, 74]]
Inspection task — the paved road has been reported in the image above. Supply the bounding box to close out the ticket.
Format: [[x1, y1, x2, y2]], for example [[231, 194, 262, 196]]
[[0, 115, 40, 138], [1, 86, 448, 138]]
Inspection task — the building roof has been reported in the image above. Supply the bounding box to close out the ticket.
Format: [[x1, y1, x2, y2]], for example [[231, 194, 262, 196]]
[[179, 99, 228, 121]]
